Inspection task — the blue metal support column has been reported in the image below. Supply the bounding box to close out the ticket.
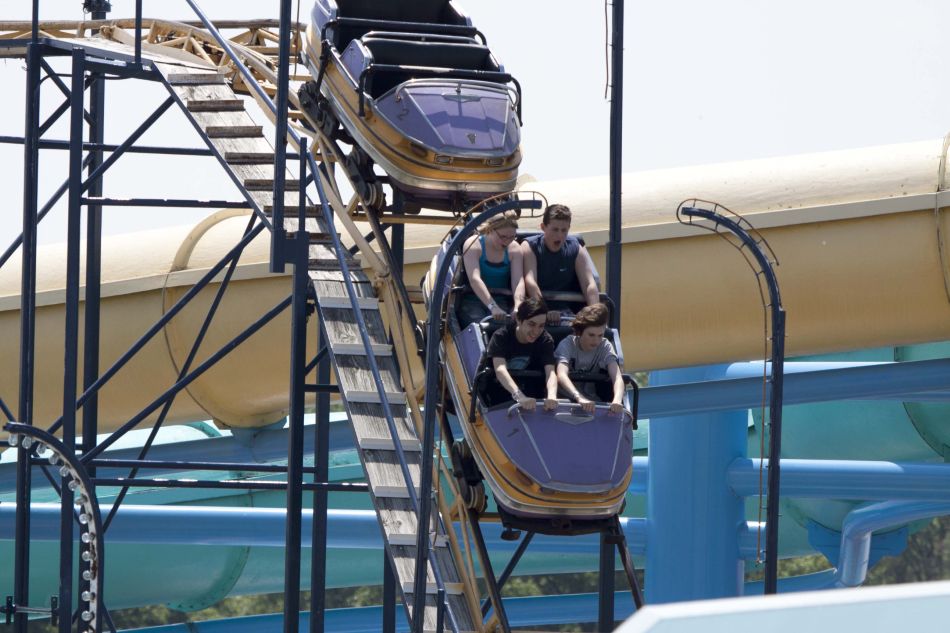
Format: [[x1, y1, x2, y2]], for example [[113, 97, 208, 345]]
[[647, 365, 747, 603], [58, 46, 86, 633], [13, 40, 42, 633]]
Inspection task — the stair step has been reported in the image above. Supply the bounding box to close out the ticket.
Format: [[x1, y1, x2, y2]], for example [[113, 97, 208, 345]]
[[286, 230, 336, 243], [389, 533, 449, 547], [349, 403, 420, 454], [206, 125, 264, 138], [358, 436, 421, 451], [187, 98, 245, 112], [167, 72, 226, 85], [245, 178, 302, 191], [345, 390, 407, 405], [225, 151, 276, 165], [373, 482, 423, 498], [402, 581, 465, 596], [332, 340, 392, 356], [319, 295, 378, 310], [267, 203, 321, 216], [309, 249, 354, 268]]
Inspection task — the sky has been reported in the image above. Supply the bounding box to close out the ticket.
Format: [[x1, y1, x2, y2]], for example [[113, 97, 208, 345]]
[[2, 0, 950, 248]]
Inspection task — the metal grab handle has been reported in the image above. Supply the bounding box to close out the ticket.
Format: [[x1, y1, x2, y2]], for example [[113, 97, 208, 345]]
[[563, 402, 634, 424], [507, 400, 538, 417], [505, 399, 633, 421], [506, 399, 564, 417]]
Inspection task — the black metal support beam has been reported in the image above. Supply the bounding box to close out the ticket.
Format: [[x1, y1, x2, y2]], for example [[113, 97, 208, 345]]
[[81, 197, 252, 209], [0, 136, 217, 157], [83, 66, 107, 466], [390, 223, 404, 273], [0, 97, 174, 273], [309, 320, 331, 633], [91, 479, 366, 493], [87, 458, 325, 475], [304, 345, 330, 376], [597, 532, 616, 631], [58, 46, 86, 633], [102, 213, 259, 532], [80, 295, 293, 462], [79, 59, 108, 630], [382, 555, 396, 633], [47, 222, 266, 435], [0, 398, 14, 422], [284, 118, 307, 633], [481, 532, 534, 617], [270, 0, 293, 274], [13, 40, 42, 633], [606, 0, 624, 328]]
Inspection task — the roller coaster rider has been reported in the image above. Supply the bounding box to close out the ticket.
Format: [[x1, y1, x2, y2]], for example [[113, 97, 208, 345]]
[[522, 204, 601, 324], [481, 297, 559, 411], [458, 211, 525, 327]]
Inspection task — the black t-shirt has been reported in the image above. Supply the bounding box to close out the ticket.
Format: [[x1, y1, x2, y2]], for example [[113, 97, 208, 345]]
[[486, 322, 555, 371]]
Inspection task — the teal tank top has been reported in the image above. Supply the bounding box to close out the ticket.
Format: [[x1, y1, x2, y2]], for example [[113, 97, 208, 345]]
[[479, 235, 510, 290]]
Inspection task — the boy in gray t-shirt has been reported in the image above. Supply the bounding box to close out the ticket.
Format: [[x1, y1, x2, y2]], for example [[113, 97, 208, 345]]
[[554, 304, 626, 413]]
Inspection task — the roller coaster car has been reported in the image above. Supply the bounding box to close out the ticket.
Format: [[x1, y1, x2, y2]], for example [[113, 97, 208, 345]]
[[423, 236, 638, 532], [302, 0, 522, 212]]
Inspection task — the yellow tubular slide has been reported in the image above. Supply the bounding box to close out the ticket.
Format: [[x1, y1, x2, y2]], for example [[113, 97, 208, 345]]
[[2, 138, 949, 434]]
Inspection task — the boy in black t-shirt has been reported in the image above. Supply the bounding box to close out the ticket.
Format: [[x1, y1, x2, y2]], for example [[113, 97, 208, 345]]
[[482, 297, 559, 410]]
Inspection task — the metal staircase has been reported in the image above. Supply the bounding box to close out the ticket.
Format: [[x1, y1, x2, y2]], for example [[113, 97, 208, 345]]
[[147, 16, 484, 633]]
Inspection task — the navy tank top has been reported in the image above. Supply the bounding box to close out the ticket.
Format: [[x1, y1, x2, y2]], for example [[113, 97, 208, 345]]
[[526, 234, 582, 294]]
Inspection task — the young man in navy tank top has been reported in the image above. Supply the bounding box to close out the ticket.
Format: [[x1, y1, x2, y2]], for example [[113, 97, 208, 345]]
[[521, 204, 600, 324]]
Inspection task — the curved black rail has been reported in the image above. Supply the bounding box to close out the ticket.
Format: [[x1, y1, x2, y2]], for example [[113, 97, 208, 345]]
[[676, 199, 786, 594], [5, 422, 105, 633]]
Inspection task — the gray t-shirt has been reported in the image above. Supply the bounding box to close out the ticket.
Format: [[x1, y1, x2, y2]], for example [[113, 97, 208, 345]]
[[554, 335, 619, 399]]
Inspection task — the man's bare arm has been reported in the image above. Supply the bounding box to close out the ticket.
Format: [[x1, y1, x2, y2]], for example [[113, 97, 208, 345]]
[[509, 244, 526, 311], [576, 245, 601, 306], [521, 241, 542, 299]]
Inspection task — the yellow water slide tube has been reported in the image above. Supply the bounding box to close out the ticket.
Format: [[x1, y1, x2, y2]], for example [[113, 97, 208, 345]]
[[2, 138, 949, 433]]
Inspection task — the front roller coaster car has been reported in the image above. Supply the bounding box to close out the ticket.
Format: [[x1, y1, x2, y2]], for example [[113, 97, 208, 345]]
[[301, 0, 522, 212], [423, 234, 639, 534]]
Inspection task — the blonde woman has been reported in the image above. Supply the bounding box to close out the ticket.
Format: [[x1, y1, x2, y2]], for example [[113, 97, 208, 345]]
[[458, 211, 524, 327]]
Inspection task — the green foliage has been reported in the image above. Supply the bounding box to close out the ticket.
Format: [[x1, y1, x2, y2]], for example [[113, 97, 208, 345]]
[[867, 515, 950, 585], [745, 515, 950, 586], [746, 553, 832, 582]]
